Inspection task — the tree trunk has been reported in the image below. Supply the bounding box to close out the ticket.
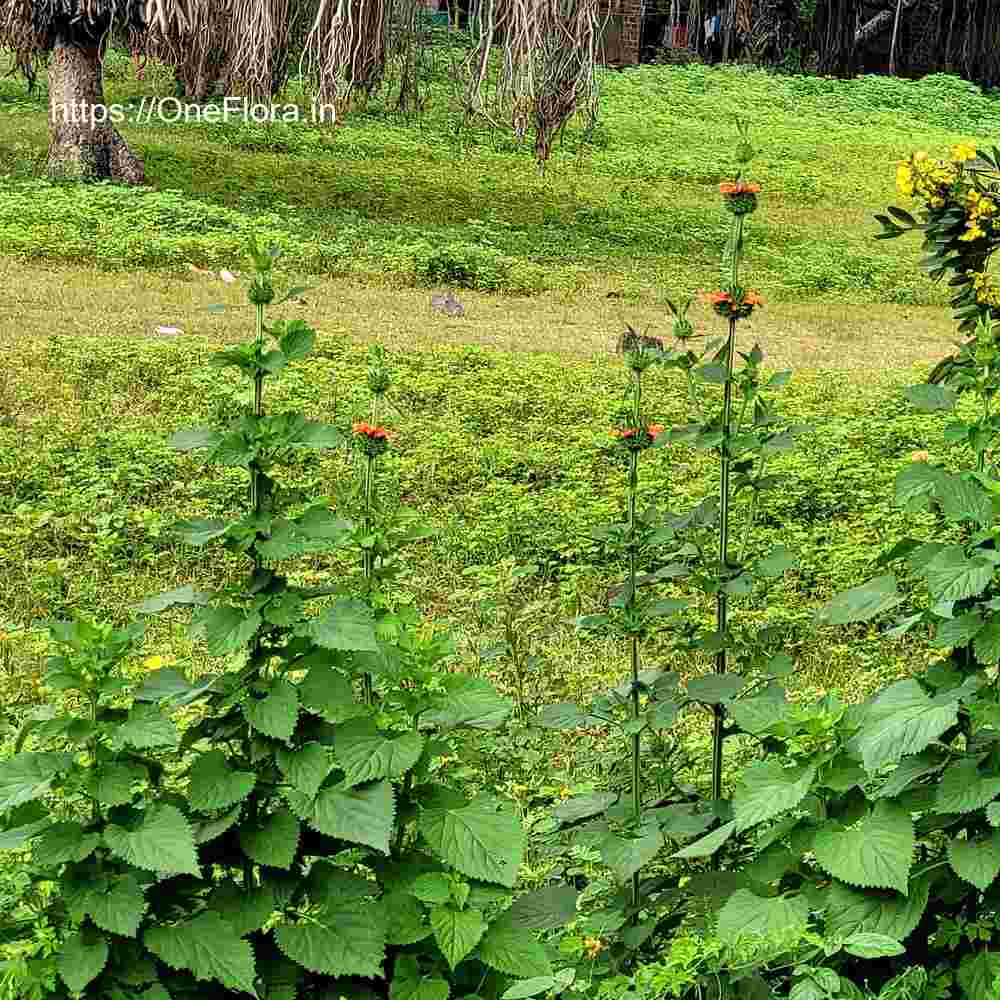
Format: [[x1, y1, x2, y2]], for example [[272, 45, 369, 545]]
[[888, 0, 905, 72], [47, 37, 145, 184]]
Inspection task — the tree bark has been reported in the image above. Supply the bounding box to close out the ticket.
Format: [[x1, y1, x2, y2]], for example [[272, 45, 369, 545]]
[[854, 0, 920, 49], [47, 37, 145, 184], [888, 0, 905, 72]]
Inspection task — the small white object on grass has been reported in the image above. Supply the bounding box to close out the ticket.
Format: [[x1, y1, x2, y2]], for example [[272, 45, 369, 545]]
[[219, 269, 237, 284], [155, 326, 183, 337]]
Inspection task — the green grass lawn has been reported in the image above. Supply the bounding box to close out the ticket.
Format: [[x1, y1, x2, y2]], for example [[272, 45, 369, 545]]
[[0, 57, 987, 722]]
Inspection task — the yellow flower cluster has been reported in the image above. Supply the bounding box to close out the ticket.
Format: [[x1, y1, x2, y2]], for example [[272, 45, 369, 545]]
[[952, 142, 978, 163], [971, 270, 1000, 307], [896, 151, 960, 205], [961, 188, 998, 242]]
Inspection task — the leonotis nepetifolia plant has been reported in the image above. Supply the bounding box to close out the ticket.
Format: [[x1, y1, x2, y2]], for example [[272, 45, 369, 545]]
[[0, 239, 558, 1000]]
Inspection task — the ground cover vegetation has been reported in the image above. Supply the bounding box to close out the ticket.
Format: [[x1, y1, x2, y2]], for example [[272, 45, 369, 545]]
[[5, 55, 1000, 1000]]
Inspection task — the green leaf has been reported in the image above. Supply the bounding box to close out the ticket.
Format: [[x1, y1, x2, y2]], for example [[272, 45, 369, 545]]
[[390, 954, 450, 1000], [755, 545, 796, 578], [476, 911, 552, 978], [240, 807, 300, 869], [843, 933, 905, 958], [334, 719, 424, 787], [686, 674, 746, 704], [815, 575, 902, 626], [988, 802, 1000, 828], [823, 877, 929, 941], [599, 822, 664, 883], [948, 831, 1000, 890], [195, 805, 242, 845], [552, 793, 617, 825], [534, 702, 598, 730], [671, 819, 736, 859], [850, 679, 959, 772], [299, 599, 378, 652], [813, 802, 913, 893], [728, 693, 795, 736], [419, 795, 524, 887], [733, 760, 817, 831], [278, 320, 316, 360], [110, 703, 179, 751], [293, 420, 344, 449], [423, 676, 513, 731], [975, 620, 1000, 664], [276, 902, 386, 977], [33, 822, 100, 864], [935, 757, 1000, 814], [208, 881, 276, 936], [933, 611, 985, 648], [716, 890, 810, 945], [175, 518, 228, 546], [924, 546, 993, 603], [507, 884, 579, 931], [58, 930, 109, 993], [430, 903, 487, 968], [958, 951, 1000, 1000], [895, 463, 946, 510], [903, 384, 957, 412], [105, 805, 200, 876], [937, 474, 993, 526], [145, 911, 257, 994], [193, 605, 262, 656], [298, 662, 363, 723], [0, 818, 51, 850], [876, 751, 944, 799], [309, 781, 395, 854], [87, 874, 148, 937], [188, 750, 256, 812], [384, 892, 430, 946], [0, 751, 73, 809], [169, 426, 223, 451], [502, 978, 558, 1000], [135, 584, 210, 614], [244, 678, 299, 741], [93, 761, 147, 807], [276, 743, 330, 798]]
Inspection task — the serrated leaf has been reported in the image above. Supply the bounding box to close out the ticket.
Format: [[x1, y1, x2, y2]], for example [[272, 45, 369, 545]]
[[843, 932, 905, 958], [507, 884, 579, 931], [240, 807, 300, 869], [903, 383, 957, 412], [188, 750, 256, 812], [34, 822, 100, 864], [815, 575, 902, 626], [390, 954, 450, 1000], [686, 674, 746, 704], [244, 678, 298, 741], [384, 891, 430, 946], [534, 702, 598, 730], [208, 881, 276, 936], [175, 518, 228, 546], [823, 877, 929, 941], [276, 743, 330, 797], [310, 780, 395, 854], [850, 679, 958, 772], [671, 819, 736, 859], [975, 620, 1000, 665], [935, 757, 1000, 814], [937, 474, 993, 526], [298, 599, 378, 651], [988, 802, 1000, 827], [58, 930, 109, 993], [0, 818, 51, 850], [813, 802, 913, 893], [430, 904, 487, 968], [169, 426, 223, 451], [502, 978, 558, 999], [105, 805, 200, 876], [733, 760, 817, 831], [948, 831, 1000, 890], [110, 703, 179, 751], [276, 902, 386, 977], [876, 751, 944, 799], [135, 584, 211, 614], [0, 751, 74, 809], [195, 805, 242, 844], [716, 890, 810, 945], [334, 719, 424, 787], [599, 822, 664, 883], [92, 761, 147, 807], [145, 911, 256, 994], [895, 463, 946, 510], [419, 795, 524, 887], [959, 950, 1000, 1000], [193, 605, 262, 656], [476, 911, 552, 978], [423, 676, 513, 731], [552, 793, 617, 825], [298, 663, 363, 723], [924, 546, 993, 603], [87, 873, 148, 937]]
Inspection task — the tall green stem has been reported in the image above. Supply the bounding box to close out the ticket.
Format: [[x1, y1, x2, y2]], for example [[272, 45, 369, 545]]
[[711, 213, 744, 816], [362, 451, 376, 706], [628, 369, 642, 915], [249, 302, 265, 524]]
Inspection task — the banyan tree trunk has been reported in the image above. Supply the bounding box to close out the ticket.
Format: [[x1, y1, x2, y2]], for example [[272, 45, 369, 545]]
[[46, 37, 144, 184]]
